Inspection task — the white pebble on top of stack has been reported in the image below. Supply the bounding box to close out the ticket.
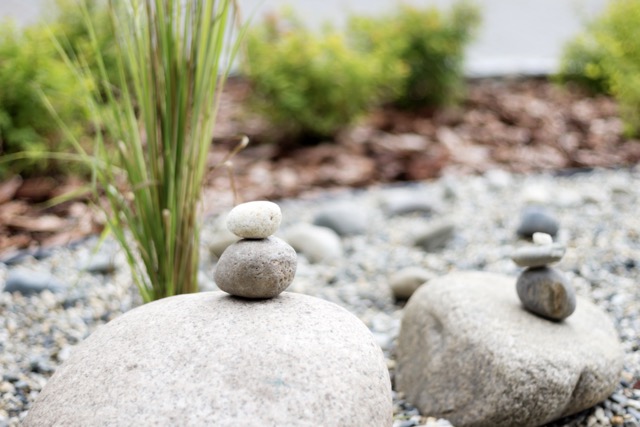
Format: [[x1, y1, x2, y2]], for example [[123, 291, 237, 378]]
[[215, 201, 296, 299], [226, 201, 282, 239]]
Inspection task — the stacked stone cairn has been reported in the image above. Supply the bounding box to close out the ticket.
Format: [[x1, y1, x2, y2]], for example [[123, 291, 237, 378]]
[[511, 232, 576, 321], [215, 201, 297, 298], [24, 200, 392, 426]]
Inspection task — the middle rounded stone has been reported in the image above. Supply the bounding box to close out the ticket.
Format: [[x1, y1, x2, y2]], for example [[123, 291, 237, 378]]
[[214, 236, 297, 299]]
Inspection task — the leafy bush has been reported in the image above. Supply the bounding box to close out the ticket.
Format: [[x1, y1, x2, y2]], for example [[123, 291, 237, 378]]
[[49, 0, 119, 85], [349, 1, 481, 109], [0, 0, 116, 178], [242, 12, 407, 139], [0, 22, 88, 178], [556, 36, 608, 94], [558, 0, 640, 135]]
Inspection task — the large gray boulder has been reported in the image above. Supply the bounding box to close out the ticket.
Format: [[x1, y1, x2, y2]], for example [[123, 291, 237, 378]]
[[396, 271, 623, 427], [25, 291, 392, 427]]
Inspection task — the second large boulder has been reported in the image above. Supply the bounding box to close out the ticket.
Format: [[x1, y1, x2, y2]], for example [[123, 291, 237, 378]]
[[396, 271, 623, 427]]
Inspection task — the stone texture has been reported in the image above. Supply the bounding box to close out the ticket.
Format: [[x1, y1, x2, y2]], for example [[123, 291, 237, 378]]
[[389, 267, 435, 301], [517, 266, 576, 320], [511, 244, 565, 267], [214, 237, 296, 299], [226, 201, 282, 239], [312, 202, 368, 236], [24, 292, 392, 427], [412, 220, 455, 252], [516, 205, 559, 238], [284, 223, 343, 263], [3, 269, 64, 295], [380, 190, 436, 216], [397, 271, 623, 427]]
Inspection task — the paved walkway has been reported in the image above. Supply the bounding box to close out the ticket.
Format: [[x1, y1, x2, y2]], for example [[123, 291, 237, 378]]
[[1, 0, 607, 76]]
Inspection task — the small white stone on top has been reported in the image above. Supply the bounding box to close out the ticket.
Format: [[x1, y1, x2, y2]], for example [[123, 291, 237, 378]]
[[532, 232, 553, 245], [226, 201, 282, 239]]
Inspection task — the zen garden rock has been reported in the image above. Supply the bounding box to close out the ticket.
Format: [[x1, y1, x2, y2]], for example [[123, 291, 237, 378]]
[[389, 266, 435, 301], [225, 200, 282, 239], [2, 268, 64, 295], [214, 237, 297, 299], [412, 220, 456, 252], [5, 169, 640, 427], [24, 292, 392, 426], [516, 205, 560, 238], [24, 200, 393, 426], [511, 232, 576, 321], [284, 223, 344, 263], [396, 271, 624, 427], [312, 201, 368, 236]]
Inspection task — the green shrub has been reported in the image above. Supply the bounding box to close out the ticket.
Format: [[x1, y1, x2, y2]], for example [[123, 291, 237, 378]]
[[556, 35, 608, 94], [243, 12, 406, 139], [349, 1, 481, 109], [596, 0, 640, 136], [0, 22, 88, 178], [49, 0, 118, 85], [558, 0, 640, 136], [0, 0, 116, 178]]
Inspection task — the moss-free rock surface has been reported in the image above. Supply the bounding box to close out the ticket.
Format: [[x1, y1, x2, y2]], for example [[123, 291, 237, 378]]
[[25, 292, 392, 426], [396, 271, 623, 427]]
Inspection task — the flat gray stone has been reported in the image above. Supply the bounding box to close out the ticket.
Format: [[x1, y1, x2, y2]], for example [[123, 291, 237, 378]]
[[516, 205, 559, 238], [517, 267, 576, 320], [397, 271, 623, 427], [24, 292, 392, 427], [511, 244, 565, 267], [389, 267, 435, 301], [78, 253, 117, 275], [3, 268, 64, 295], [226, 201, 282, 239], [214, 237, 296, 299], [313, 201, 368, 236], [380, 190, 436, 217], [284, 223, 343, 263], [412, 220, 455, 252]]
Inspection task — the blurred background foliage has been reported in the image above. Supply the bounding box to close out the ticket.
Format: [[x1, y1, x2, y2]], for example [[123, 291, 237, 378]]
[[243, 1, 481, 141], [4, 0, 640, 180], [349, 1, 481, 109], [243, 10, 407, 140], [557, 0, 640, 136], [0, 0, 114, 179]]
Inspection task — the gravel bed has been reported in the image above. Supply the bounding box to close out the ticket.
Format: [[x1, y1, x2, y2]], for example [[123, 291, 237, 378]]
[[1, 167, 639, 426]]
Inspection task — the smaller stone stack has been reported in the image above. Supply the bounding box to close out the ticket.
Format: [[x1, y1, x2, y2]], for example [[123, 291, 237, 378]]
[[511, 232, 576, 321], [215, 201, 297, 299]]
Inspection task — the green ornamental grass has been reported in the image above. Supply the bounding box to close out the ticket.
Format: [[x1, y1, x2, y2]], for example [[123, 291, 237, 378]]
[[49, 0, 243, 302]]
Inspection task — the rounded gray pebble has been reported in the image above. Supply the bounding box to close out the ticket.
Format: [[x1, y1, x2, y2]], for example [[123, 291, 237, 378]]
[[214, 237, 297, 299], [516, 206, 560, 238], [313, 202, 368, 236], [516, 267, 576, 321], [389, 267, 435, 301], [413, 220, 455, 252], [3, 269, 64, 295], [511, 244, 566, 268]]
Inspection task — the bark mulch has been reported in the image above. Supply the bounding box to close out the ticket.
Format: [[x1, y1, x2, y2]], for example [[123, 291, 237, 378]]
[[1, 77, 639, 256]]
